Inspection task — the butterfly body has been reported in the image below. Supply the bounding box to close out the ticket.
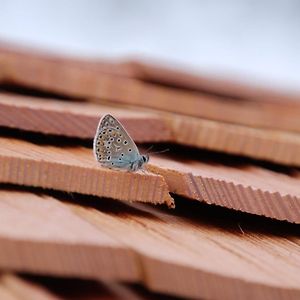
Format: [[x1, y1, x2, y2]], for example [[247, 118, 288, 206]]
[[93, 114, 149, 171]]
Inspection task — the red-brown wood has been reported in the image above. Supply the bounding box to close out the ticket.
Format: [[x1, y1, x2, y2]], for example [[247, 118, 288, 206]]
[[123, 60, 300, 103], [149, 155, 300, 223], [0, 189, 299, 299], [0, 136, 299, 222], [1, 46, 300, 133], [1, 93, 299, 166], [0, 93, 172, 142], [0, 190, 139, 281], [0, 137, 174, 207]]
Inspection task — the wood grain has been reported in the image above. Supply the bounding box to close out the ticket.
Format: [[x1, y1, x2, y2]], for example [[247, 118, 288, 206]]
[[169, 114, 300, 166], [1, 46, 300, 132], [0, 137, 174, 208], [0, 190, 139, 281], [0, 136, 299, 222], [72, 198, 300, 300], [0, 189, 299, 299], [0, 93, 172, 142], [1, 93, 299, 166], [148, 155, 300, 223]]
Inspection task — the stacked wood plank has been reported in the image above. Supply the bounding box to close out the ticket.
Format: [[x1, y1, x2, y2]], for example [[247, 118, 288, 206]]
[[0, 188, 300, 299], [0, 93, 299, 166], [0, 136, 299, 222], [1, 47, 300, 166], [0, 44, 299, 299]]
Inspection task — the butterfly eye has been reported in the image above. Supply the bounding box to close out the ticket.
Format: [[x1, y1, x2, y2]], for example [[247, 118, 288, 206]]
[[110, 137, 114, 141], [107, 156, 111, 160], [128, 149, 132, 152], [105, 122, 109, 126], [121, 153, 124, 156], [117, 138, 121, 143], [116, 126, 120, 130], [108, 129, 112, 133], [124, 141, 128, 145], [99, 135, 102, 139]]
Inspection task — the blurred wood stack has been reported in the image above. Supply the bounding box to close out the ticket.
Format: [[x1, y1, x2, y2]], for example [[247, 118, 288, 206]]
[[0, 43, 299, 300]]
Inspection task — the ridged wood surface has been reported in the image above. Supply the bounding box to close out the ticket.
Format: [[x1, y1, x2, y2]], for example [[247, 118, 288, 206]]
[[0, 136, 299, 222], [0, 137, 174, 207], [149, 156, 300, 223], [170, 114, 300, 166], [0, 93, 172, 142], [1, 43, 300, 300], [1, 93, 299, 166], [0, 189, 299, 300]]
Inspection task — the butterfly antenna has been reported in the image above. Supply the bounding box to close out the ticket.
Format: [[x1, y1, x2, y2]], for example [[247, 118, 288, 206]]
[[145, 145, 154, 153], [148, 148, 170, 155]]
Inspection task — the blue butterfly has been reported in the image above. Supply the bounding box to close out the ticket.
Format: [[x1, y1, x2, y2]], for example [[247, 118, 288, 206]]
[[93, 114, 149, 171]]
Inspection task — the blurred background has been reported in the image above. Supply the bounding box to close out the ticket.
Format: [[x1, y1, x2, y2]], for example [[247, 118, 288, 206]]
[[0, 0, 299, 94]]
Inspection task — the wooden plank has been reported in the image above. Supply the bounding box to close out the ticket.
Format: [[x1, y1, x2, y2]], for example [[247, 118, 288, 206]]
[[148, 155, 300, 223], [3, 42, 299, 104], [0, 93, 172, 142], [0, 189, 300, 299], [0, 137, 299, 222], [1, 93, 299, 166], [69, 194, 300, 300], [0, 274, 170, 300], [169, 114, 300, 166], [0, 190, 139, 282], [0, 137, 174, 207], [123, 60, 300, 104], [0, 275, 20, 300], [0, 274, 61, 300], [1, 46, 300, 133], [0, 42, 133, 78]]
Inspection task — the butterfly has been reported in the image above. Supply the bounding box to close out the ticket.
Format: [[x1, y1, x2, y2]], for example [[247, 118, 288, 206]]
[[93, 114, 149, 171]]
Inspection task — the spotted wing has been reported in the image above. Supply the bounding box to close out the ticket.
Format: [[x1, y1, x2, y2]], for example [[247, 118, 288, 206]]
[[93, 114, 140, 169]]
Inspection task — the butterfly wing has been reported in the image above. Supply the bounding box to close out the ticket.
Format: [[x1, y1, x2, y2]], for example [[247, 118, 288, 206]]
[[93, 114, 141, 169]]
